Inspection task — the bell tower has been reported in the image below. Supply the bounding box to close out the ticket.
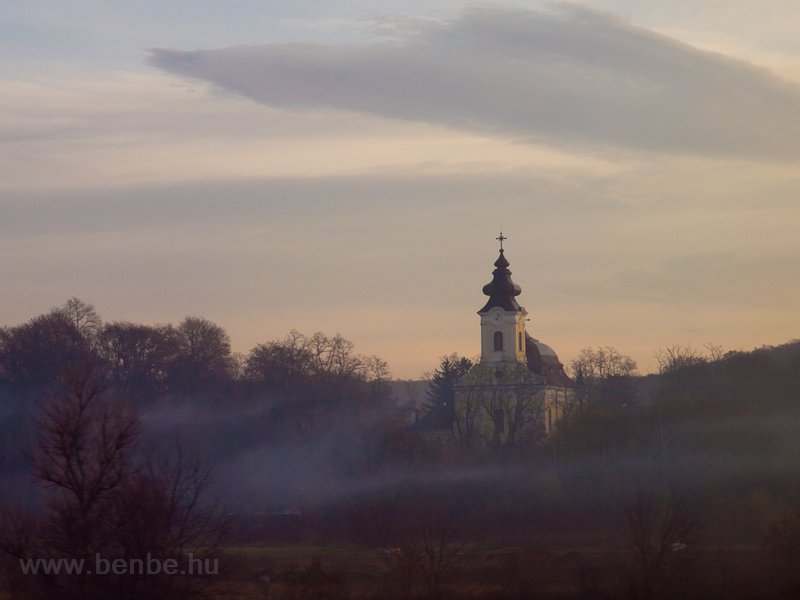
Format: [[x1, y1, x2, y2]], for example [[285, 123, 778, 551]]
[[478, 233, 527, 365]]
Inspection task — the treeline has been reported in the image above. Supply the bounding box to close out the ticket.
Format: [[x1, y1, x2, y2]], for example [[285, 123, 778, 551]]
[[3, 297, 800, 538], [0, 299, 413, 504], [553, 339, 800, 541], [0, 297, 392, 402], [2, 300, 800, 597]]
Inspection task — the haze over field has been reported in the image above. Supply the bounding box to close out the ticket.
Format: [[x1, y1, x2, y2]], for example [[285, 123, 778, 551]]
[[3, 1, 800, 377]]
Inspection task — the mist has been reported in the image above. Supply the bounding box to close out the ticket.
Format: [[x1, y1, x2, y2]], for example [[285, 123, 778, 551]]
[[3, 300, 800, 598]]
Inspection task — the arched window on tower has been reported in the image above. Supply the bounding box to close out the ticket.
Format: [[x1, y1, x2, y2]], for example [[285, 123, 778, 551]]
[[493, 331, 503, 351], [518, 332, 523, 352]]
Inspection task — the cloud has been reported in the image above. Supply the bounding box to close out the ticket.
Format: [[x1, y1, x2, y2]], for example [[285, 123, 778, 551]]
[[0, 70, 623, 193], [150, 5, 800, 160]]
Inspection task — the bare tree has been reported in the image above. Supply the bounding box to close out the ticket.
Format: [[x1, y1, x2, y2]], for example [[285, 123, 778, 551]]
[[244, 329, 370, 396], [34, 366, 139, 563], [57, 298, 103, 344], [99, 322, 180, 402], [1, 362, 224, 600], [0, 312, 92, 393], [654, 345, 707, 375], [569, 346, 638, 409], [172, 317, 235, 393], [703, 343, 725, 362], [386, 505, 466, 597], [110, 447, 226, 600], [306, 332, 363, 382], [625, 488, 699, 600], [569, 346, 638, 381], [244, 330, 313, 395]]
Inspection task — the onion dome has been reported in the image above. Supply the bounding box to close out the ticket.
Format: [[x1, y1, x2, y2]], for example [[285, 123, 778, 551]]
[[478, 249, 523, 313]]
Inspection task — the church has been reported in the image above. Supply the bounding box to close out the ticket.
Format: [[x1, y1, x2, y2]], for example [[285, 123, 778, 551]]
[[424, 234, 575, 450]]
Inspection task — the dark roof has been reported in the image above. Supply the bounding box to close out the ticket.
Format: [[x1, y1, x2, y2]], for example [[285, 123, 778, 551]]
[[478, 249, 523, 313], [525, 333, 573, 387]]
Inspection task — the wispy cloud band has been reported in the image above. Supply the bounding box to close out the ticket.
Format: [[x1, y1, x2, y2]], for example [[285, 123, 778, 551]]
[[151, 6, 800, 160]]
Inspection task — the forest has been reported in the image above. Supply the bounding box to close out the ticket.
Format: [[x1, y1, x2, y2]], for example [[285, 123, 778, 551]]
[[1, 298, 800, 599]]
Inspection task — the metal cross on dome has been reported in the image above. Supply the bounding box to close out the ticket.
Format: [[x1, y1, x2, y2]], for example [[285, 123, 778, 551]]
[[496, 230, 507, 250]]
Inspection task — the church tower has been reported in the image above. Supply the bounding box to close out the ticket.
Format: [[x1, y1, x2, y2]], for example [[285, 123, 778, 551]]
[[478, 233, 528, 366]]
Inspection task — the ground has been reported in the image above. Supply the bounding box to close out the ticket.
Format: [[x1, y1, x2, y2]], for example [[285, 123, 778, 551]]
[[199, 537, 775, 599]]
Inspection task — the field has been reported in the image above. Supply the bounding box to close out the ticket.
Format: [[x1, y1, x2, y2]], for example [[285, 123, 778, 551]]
[[203, 537, 774, 600]]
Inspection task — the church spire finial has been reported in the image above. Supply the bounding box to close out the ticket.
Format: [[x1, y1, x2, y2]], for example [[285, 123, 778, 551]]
[[496, 229, 507, 251], [479, 232, 522, 313]]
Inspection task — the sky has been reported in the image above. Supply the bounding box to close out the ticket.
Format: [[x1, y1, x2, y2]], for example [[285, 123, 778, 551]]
[[3, 1, 800, 378]]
